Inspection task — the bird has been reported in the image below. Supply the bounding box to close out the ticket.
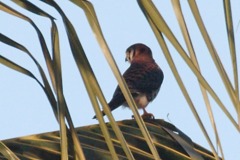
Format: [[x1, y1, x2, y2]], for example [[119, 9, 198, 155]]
[[93, 43, 164, 119]]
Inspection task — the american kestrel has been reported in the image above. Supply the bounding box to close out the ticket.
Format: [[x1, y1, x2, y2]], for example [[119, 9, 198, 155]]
[[93, 43, 164, 119]]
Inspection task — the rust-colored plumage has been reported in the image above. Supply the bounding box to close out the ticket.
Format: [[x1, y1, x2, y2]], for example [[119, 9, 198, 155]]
[[93, 43, 164, 119]]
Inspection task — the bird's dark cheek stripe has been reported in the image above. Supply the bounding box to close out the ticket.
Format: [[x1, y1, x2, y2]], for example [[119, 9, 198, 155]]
[[126, 49, 135, 62], [130, 49, 136, 62]]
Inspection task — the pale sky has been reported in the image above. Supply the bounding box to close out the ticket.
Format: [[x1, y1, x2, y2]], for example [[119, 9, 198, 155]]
[[1, 1, 240, 160]]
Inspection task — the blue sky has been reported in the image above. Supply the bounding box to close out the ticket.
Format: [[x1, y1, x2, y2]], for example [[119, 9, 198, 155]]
[[0, 1, 240, 159]]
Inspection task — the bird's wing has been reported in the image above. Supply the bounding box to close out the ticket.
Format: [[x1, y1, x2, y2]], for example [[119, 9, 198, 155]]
[[111, 62, 164, 104], [123, 62, 163, 95]]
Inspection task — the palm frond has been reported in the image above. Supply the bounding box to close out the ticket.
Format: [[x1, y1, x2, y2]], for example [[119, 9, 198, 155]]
[[0, 1, 239, 159], [223, 0, 240, 126], [0, 119, 219, 160], [0, 1, 85, 159], [171, 1, 224, 158], [0, 140, 20, 160], [68, 1, 161, 159]]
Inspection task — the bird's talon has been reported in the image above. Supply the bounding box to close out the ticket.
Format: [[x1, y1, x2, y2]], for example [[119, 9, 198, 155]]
[[141, 113, 155, 119], [131, 114, 155, 119]]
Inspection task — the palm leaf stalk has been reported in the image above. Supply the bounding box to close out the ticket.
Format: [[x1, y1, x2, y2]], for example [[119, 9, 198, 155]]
[[7, 0, 135, 159], [222, 0, 240, 126], [137, 0, 238, 132], [68, 0, 161, 159], [187, 0, 239, 125], [170, 0, 224, 159], [137, 1, 220, 159], [40, 1, 123, 159], [0, 2, 85, 159], [137, 0, 240, 159], [51, 20, 68, 160]]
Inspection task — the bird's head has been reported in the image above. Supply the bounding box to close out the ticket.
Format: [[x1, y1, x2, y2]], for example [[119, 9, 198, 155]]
[[125, 43, 153, 63]]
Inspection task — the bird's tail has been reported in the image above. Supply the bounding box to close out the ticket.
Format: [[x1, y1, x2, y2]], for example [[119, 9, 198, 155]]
[[92, 95, 125, 119], [92, 110, 105, 119]]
